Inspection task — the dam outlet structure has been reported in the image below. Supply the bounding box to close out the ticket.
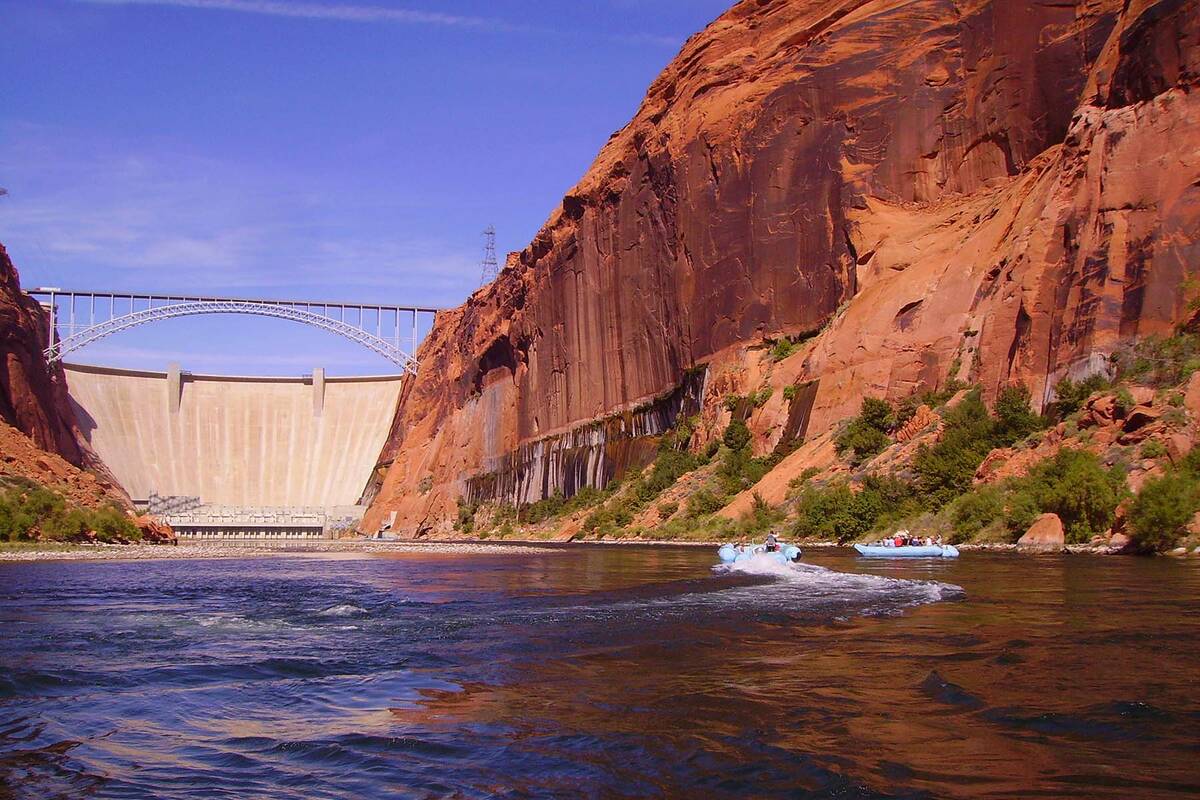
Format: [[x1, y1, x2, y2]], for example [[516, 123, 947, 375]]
[[64, 362, 405, 539]]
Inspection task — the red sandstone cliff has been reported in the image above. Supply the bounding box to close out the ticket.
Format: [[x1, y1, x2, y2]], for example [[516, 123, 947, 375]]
[[0, 244, 85, 465], [0, 244, 133, 509], [364, 0, 1200, 536]]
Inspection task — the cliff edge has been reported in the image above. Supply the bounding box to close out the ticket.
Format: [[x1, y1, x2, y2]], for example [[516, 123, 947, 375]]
[[364, 0, 1200, 536], [0, 244, 86, 465]]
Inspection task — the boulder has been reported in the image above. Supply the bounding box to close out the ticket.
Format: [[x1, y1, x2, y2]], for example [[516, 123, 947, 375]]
[[1167, 433, 1193, 465], [1185, 372, 1200, 418], [135, 515, 176, 544], [1088, 395, 1119, 424], [1128, 386, 1156, 406], [1109, 532, 1134, 553], [1018, 513, 1065, 552], [1123, 405, 1161, 432], [1126, 465, 1165, 493]]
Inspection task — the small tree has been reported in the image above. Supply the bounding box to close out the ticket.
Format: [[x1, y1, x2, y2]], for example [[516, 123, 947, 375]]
[[1128, 473, 1199, 553], [992, 384, 1044, 446], [914, 390, 995, 506], [722, 419, 751, 452], [1051, 374, 1109, 417], [836, 397, 895, 466], [1020, 448, 1126, 542]]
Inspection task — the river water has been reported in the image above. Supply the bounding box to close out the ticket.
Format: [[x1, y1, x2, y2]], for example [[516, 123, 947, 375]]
[[0, 547, 1197, 799]]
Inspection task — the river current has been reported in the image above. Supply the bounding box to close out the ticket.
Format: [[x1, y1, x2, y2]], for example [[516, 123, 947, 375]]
[[0, 546, 1197, 799]]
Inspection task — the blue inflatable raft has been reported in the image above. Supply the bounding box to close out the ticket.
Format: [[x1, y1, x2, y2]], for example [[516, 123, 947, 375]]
[[853, 543, 959, 558], [718, 543, 801, 565]]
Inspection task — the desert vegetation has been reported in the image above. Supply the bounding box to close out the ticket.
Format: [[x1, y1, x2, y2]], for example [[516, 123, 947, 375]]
[[0, 477, 141, 543], [455, 332, 1200, 555]]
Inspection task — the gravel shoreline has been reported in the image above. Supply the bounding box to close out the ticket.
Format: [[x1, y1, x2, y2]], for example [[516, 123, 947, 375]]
[[0, 538, 1132, 563], [0, 540, 561, 562]]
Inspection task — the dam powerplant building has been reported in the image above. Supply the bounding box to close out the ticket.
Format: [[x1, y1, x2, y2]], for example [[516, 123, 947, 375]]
[[64, 363, 405, 539]]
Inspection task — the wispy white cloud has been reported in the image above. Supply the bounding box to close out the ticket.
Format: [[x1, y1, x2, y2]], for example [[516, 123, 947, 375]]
[[0, 123, 478, 305], [74, 0, 504, 29], [71, 0, 683, 48]]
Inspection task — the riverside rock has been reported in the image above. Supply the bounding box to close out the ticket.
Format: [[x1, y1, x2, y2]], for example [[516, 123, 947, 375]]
[[1019, 514, 1066, 552], [364, 0, 1200, 535]]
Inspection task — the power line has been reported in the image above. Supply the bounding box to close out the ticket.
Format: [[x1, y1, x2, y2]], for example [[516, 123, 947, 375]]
[[479, 225, 498, 285]]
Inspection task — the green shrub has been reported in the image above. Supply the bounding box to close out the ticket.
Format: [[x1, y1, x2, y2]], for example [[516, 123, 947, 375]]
[[88, 505, 140, 542], [522, 491, 565, 524], [1140, 440, 1168, 460], [686, 488, 725, 518], [0, 485, 139, 543], [790, 474, 919, 543], [992, 384, 1045, 446], [742, 493, 784, 535], [947, 486, 1004, 540], [0, 493, 37, 541], [835, 424, 889, 466], [1128, 472, 1200, 552], [1051, 373, 1110, 417], [657, 501, 679, 520], [769, 338, 798, 362], [644, 449, 698, 499], [790, 482, 860, 542], [722, 419, 752, 452], [859, 397, 895, 431], [783, 385, 798, 402], [1016, 448, 1126, 542], [1115, 333, 1200, 388], [835, 397, 895, 466], [723, 395, 745, 412], [752, 387, 773, 407], [913, 389, 995, 506], [788, 466, 821, 490], [456, 497, 478, 534], [1163, 407, 1187, 427]]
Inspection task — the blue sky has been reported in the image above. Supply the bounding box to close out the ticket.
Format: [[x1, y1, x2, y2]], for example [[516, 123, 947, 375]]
[[0, 0, 729, 374]]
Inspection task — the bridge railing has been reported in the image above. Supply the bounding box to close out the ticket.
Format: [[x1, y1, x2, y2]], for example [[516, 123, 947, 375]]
[[27, 288, 439, 373]]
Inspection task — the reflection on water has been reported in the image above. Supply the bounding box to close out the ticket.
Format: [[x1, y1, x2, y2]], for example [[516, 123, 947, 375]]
[[0, 547, 1197, 798]]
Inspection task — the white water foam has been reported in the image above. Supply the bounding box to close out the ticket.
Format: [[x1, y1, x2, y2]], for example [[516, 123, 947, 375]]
[[713, 554, 962, 610], [317, 604, 367, 618]]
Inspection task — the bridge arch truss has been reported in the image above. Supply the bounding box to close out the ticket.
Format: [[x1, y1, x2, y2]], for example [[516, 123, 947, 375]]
[[29, 290, 438, 374]]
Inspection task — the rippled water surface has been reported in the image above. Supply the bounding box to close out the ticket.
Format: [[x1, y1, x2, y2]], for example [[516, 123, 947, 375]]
[[1, 546, 1198, 799]]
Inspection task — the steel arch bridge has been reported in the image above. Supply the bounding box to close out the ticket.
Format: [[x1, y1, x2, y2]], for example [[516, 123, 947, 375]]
[[27, 289, 439, 373]]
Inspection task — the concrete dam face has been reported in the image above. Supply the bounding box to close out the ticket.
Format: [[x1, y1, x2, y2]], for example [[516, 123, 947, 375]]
[[64, 363, 403, 508]]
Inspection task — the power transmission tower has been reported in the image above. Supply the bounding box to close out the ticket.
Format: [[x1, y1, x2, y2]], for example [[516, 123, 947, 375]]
[[479, 225, 499, 285]]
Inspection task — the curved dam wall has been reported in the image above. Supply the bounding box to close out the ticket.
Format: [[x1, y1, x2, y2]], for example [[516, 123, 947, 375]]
[[63, 363, 403, 507]]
